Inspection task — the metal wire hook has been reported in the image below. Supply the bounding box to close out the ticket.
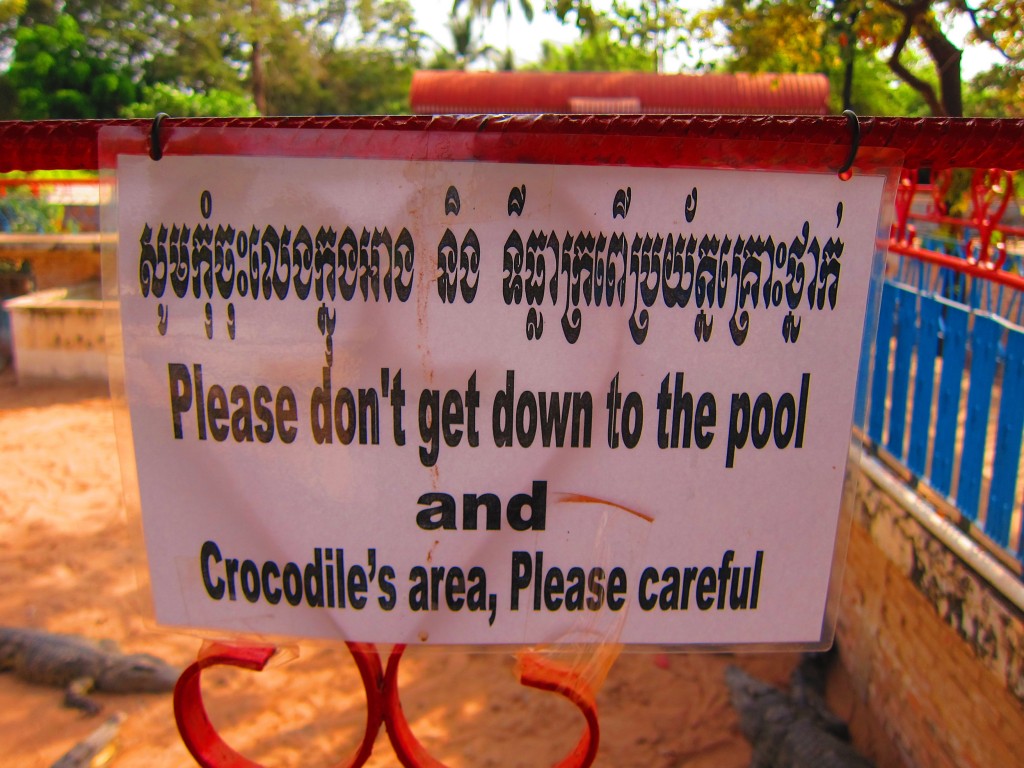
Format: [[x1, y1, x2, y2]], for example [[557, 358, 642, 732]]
[[838, 109, 860, 180], [150, 112, 170, 161]]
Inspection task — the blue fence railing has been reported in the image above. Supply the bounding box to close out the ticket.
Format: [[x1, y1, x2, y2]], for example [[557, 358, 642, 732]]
[[859, 250, 1024, 567]]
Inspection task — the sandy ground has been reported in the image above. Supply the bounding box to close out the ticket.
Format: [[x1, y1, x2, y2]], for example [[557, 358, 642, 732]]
[[0, 371, 810, 768]]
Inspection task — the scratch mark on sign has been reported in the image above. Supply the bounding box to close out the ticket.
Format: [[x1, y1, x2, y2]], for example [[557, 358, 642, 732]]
[[554, 492, 655, 523]]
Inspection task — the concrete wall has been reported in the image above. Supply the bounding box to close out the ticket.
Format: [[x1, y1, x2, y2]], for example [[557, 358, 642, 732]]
[[4, 284, 109, 381], [0, 241, 104, 373], [835, 455, 1024, 767]]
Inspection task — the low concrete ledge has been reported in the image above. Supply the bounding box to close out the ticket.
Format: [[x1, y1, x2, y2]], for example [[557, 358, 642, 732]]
[[836, 453, 1024, 767], [3, 282, 110, 381]]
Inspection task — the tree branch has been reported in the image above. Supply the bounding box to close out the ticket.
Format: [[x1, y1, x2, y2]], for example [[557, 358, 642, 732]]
[[915, 12, 963, 115], [880, 0, 933, 17], [887, 11, 944, 115], [960, 1, 1011, 60]]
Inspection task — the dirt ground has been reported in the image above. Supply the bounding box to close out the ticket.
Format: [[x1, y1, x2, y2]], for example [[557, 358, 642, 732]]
[[0, 371, 814, 768]]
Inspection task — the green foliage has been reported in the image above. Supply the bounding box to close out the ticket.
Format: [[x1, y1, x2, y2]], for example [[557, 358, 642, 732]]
[[142, 0, 256, 98], [120, 83, 259, 118], [262, 0, 420, 114], [533, 31, 655, 72], [1, 169, 97, 180], [685, 0, 1024, 116], [0, 0, 25, 24], [318, 45, 415, 114], [691, 0, 825, 73], [609, 0, 685, 71], [0, 0, 26, 63], [548, 0, 601, 36], [426, 13, 501, 70], [58, 0, 175, 81], [959, 0, 1024, 64], [0, 73, 16, 119], [0, 187, 66, 233], [549, 0, 683, 72], [7, 14, 137, 118], [685, 0, 944, 115], [3, 0, 1016, 121], [131, 0, 422, 115], [840, 48, 932, 116], [0, 172, 98, 233], [964, 63, 1024, 117]]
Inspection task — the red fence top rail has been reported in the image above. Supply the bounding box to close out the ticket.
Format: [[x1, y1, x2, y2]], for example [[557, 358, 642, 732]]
[[2, 115, 1023, 173]]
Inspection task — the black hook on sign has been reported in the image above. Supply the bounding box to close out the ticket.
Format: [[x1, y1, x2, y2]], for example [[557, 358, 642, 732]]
[[150, 112, 170, 161], [838, 109, 860, 180]]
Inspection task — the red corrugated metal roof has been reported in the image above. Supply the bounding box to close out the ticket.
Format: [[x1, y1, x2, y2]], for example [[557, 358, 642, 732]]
[[568, 96, 642, 113], [410, 71, 830, 116]]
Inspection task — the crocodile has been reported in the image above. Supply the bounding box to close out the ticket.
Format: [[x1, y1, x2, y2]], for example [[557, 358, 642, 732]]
[[0, 626, 180, 714], [725, 658, 875, 768]]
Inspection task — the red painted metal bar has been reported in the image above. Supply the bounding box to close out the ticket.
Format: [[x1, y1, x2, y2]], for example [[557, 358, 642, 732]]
[[516, 654, 600, 768], [173, 642, 385, 768], [0, 176, 108, 199], [2, 115, 1024, 173], [0, 177, 100, 186], [173, 640, 601, 768], [909, 212, 1024, 239], [173, 644, 277, 768], [892, 166, 1022, 267], [885, 240, 1024, 291], [381, 645, 600, 768]]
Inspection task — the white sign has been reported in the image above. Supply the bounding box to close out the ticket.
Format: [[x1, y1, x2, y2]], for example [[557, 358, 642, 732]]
[[115, 152, 884, 646]]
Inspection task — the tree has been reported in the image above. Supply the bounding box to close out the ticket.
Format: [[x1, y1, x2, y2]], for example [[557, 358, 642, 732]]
[[1, 0, 424, 117], [0, 0, 25, 63], [7, 14, 137, 118], [453, 0, 534, 23], [612, 0, 686, 72], [964, 62, 1024, 117], [689, 0, 826, 73], [450, 0, 535, 67], [873, 0, 1023, 117], [317, 45, 417, 113], [533, 26, 656, 72], [2, 1, 178, 82], [873, 0, 964, 115], [687, 0, 932, 115], [12, 0, 420, 114], [550, 0, 685, 72], [142, 0, 267, 108], [63, 0, 177, 79], [427, 13, 502, 69], [258, 0, 422, 114], [689, 0, 1024, 117], [299, 0, 422, 113]]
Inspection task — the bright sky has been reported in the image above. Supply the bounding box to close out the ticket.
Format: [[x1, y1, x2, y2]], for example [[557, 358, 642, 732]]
[[411, 0, 1003, 77]]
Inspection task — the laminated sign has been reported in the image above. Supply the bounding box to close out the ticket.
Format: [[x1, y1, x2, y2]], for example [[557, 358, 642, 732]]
[[111, 130, 887, 647]]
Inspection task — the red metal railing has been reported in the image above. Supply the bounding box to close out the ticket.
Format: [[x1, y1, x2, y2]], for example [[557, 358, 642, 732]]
[[3, 115, 1024, 173], [873, 165, 1024, 567], [891, 167, 1023, 274]]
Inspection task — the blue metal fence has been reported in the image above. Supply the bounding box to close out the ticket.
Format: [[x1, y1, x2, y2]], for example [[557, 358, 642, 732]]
[[861, 252, 1024, 566]]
